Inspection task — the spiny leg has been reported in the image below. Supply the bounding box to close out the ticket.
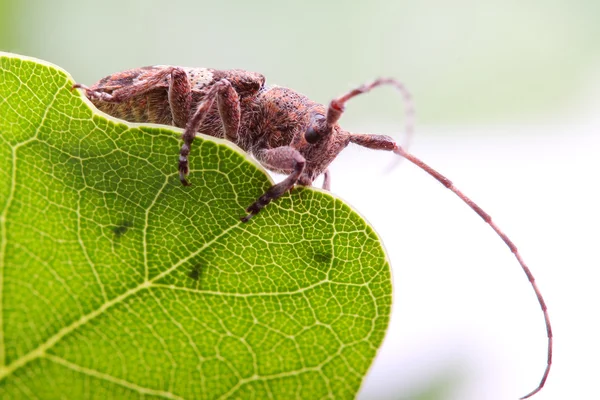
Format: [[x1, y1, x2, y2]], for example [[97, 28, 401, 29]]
[[242, 146, 306, 222], [179, 79, 240, 185], [347, 132, 552, 399]]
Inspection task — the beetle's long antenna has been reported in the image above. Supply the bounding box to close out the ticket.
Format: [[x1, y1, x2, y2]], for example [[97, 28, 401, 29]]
[[336, 75, 553, 398], [327, 78, 414, 152], [393, 144, 552, 399]]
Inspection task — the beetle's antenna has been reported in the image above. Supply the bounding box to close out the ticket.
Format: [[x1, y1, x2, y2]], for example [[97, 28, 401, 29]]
[[335, 77, 553, 398], [347, 132, 553, 398], [393, 144, 552, 399], [327, 78, 414, 152]]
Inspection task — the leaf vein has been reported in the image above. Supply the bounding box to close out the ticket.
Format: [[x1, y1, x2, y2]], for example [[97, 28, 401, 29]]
[[44, 353, 184, 400], [0, 221, 241, 381], [0, 73, 63, 367]]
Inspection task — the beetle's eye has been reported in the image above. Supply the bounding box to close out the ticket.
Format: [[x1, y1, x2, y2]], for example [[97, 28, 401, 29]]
[[305, 126, 320, 144]]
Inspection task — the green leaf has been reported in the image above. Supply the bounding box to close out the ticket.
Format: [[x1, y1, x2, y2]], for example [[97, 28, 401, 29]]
[[0, 52, 392, 399]]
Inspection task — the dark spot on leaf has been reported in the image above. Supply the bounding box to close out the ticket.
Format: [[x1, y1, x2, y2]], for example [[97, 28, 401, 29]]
[[188, 264, 202, 281], [313, 251, 332, 264], [112, 220, 133, 237]]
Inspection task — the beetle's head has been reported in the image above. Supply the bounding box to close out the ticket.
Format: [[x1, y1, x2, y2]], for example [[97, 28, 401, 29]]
[[293, 111, 351, 183]]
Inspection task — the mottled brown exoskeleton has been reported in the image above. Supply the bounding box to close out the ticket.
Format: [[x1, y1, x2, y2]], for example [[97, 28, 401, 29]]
[[73, 66, 551, 399]]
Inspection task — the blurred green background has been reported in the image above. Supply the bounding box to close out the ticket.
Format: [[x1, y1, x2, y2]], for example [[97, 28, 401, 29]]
[[2, 1, 599, 399], [1, 0, 598, 128]]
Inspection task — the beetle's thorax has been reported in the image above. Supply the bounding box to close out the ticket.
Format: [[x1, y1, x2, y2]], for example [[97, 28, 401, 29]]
[[245, 86, 350, 182]]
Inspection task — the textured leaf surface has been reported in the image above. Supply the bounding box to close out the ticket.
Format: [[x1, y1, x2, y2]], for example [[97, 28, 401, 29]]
[[0, 52, 392, 399]]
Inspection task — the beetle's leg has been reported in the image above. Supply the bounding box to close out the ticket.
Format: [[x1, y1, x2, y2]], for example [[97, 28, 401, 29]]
[[179, 79, 240, 185], [72, 83, 116, 102], [322, 169, 331, 191], [72, 67, 179, 103], [216, 81, 241, 142], [242, 146, 306, 222], [71, 83, 117, 102], [168, 68, 192, 128]]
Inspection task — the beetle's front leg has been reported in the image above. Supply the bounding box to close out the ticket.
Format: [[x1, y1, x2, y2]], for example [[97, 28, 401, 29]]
[[179, 79, 240, 185], [242, 146, 306, 222]]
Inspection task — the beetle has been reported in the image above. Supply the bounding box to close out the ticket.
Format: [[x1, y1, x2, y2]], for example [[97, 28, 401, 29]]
[[73, 66, 551, 398]]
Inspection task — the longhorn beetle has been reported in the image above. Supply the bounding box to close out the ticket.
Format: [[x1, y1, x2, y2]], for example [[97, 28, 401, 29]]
[[73, 66, 552, 398]]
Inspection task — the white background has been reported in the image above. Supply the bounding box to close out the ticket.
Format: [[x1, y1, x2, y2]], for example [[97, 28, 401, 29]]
[[348, 86, 600, 399]]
